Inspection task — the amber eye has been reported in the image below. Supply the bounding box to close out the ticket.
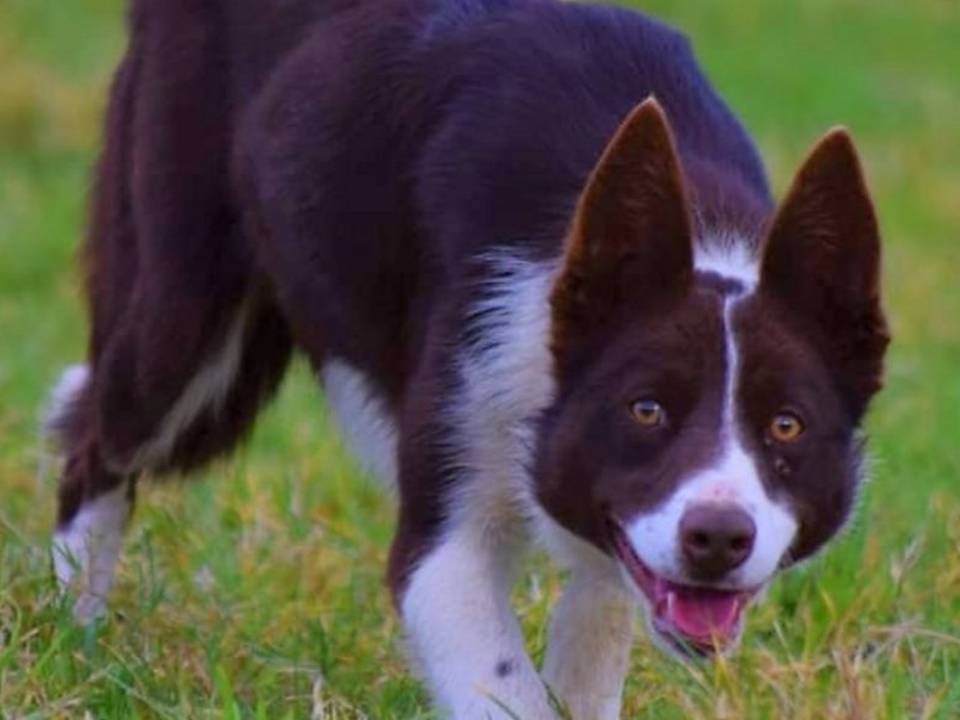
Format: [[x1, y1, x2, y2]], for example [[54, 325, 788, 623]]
[[630, 399, 665, 427], [770, 412, 804, 443]]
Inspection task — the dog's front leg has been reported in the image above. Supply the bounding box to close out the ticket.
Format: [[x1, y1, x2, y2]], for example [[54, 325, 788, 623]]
[[542, 565, 636, 720], [397, 520, 557, 720]]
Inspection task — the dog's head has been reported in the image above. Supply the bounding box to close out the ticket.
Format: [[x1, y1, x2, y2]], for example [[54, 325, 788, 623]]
[[535, 99, 889, 657]]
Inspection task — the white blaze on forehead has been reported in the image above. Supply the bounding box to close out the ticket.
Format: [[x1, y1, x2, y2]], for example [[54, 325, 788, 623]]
[[712, 295, 798, 586], [694, 238, 759, 292], [625, 256, 798, 590]]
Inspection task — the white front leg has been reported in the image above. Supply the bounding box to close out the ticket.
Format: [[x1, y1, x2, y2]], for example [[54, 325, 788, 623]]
[[402, 524, 557, 720], [542, 566, 636, 720]]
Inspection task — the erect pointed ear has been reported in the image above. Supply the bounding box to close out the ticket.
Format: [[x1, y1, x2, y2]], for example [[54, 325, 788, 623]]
[[551, 98, 693, 360], [760, 129, 890, 415]]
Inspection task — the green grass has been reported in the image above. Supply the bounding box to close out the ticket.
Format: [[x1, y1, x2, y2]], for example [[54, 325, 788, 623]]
[[1, 0, 959, 717]]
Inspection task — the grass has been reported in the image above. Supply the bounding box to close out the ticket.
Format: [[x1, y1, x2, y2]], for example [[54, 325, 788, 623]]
[[1, 0, 958, 716]]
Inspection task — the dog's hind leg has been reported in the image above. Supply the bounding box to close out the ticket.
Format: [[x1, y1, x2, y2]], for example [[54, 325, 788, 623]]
[[52, 475, 134, 625], [48, 43, 140, 622], [105, 293, 293, 477], [48, 366, 134, 624], [50, 295, 291, 623]]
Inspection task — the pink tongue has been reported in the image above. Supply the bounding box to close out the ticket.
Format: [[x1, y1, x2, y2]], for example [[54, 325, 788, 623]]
[[667, 588, 741, 641]]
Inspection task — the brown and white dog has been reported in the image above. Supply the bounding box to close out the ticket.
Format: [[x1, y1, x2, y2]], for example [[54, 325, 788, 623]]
[[48, 0, 889, 716]]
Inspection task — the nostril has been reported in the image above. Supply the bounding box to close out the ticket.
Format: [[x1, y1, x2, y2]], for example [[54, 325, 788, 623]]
[[690, 531, 711, 550], [726, 520, 756, 561]]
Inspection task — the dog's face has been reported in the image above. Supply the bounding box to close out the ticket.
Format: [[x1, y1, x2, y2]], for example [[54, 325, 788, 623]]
[[536, 100, 889, 656]]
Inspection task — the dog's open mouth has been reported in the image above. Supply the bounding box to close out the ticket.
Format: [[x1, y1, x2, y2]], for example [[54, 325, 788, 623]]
[[610, 521, 757, 657]]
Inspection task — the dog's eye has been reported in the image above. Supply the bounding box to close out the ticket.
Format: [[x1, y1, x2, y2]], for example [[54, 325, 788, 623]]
[[629, 399, 665, 427], [770, 412, 804, 443]]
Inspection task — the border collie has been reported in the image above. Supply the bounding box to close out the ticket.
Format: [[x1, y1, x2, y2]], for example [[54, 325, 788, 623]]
[[48, 0, 889, 716]]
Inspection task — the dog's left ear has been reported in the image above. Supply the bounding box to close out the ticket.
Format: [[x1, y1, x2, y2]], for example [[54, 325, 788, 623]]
[[551, 98, 693, 364], [760, 129, 890, 418]]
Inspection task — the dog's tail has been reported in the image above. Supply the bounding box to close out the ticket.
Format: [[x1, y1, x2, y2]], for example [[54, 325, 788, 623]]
[[79, 1, 154, 366], [48, 0, 234, 459], [84, 0, 238, 357], [44, 1, 154, 462]]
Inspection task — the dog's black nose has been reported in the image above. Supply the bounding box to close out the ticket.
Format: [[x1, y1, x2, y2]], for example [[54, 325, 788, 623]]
[[679, 504, 756, 579]]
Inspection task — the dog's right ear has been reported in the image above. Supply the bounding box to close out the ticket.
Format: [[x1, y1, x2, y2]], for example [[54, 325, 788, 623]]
[[551, 98, 694, 363]]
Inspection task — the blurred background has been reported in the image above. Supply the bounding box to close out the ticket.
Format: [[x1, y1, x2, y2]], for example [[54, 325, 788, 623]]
[[1, 0, 958, 717]]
